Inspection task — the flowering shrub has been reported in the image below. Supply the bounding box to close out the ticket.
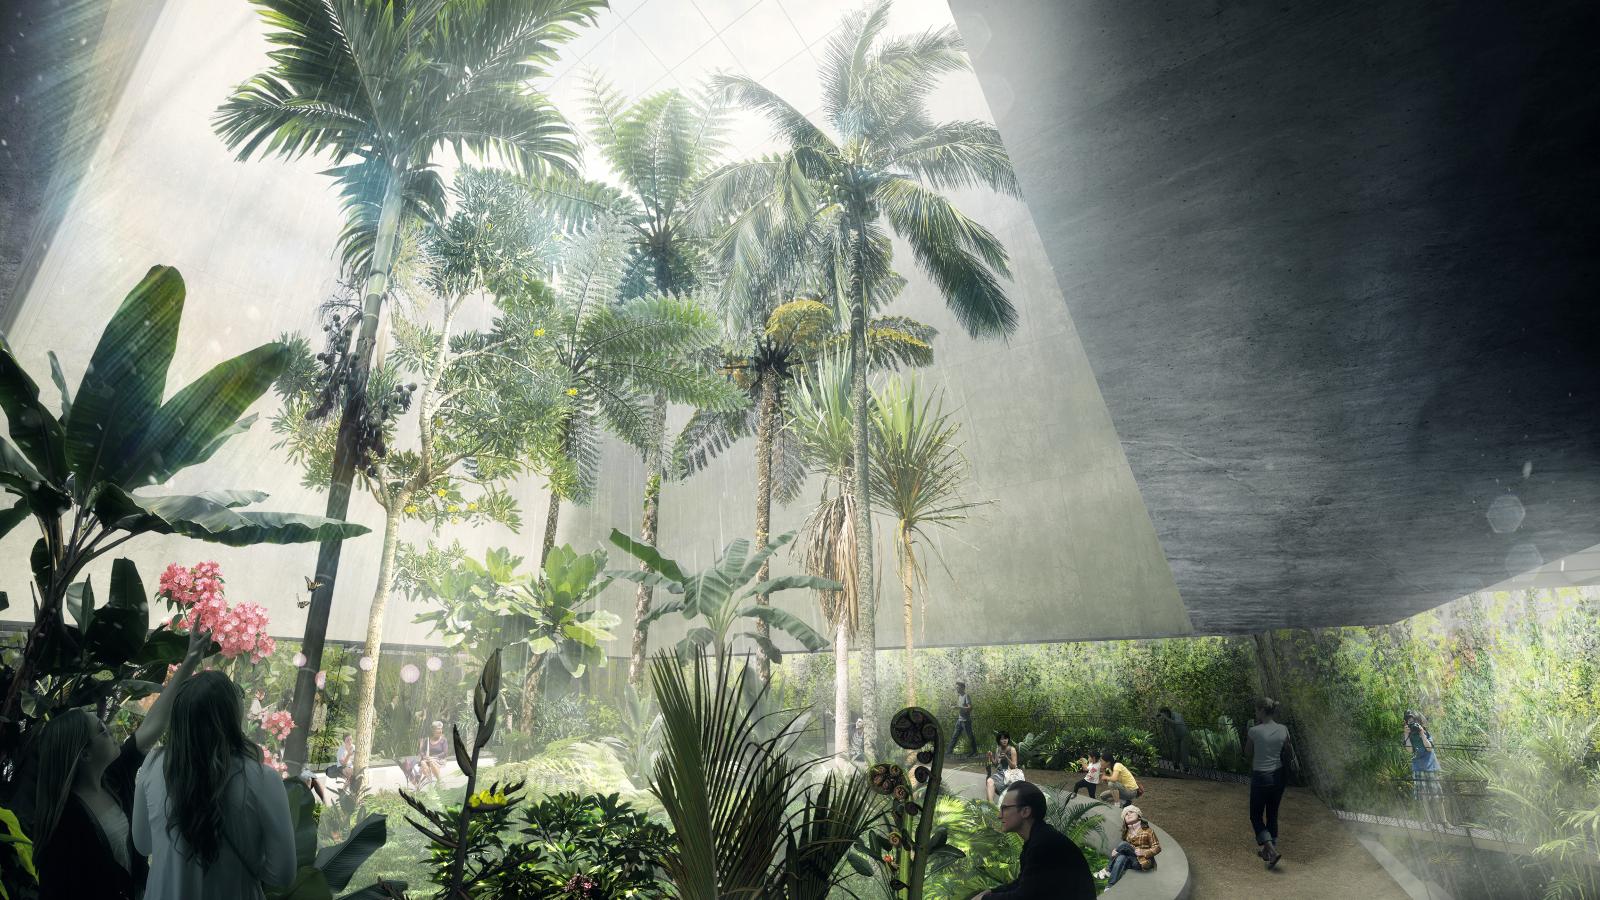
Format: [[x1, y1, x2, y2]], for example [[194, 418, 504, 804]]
[[158, 562, 276, 662], [258, 709, 295, 743]]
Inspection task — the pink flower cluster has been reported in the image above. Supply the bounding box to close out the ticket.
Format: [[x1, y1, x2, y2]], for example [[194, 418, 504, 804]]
[[158, 562, 276, 663], [260, 745, 287, 776], [257, 709, 295, 743]]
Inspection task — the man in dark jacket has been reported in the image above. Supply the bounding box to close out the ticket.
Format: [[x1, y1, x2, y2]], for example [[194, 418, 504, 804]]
[[979, 781, 1096, 899]]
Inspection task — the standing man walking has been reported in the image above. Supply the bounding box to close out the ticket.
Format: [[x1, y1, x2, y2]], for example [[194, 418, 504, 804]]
[[951, 681, 977, 757], [1244, 697, 1296, 869]]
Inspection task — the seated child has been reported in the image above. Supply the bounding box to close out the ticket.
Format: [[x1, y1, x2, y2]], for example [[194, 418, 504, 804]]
[[1071, 750, 1104, 798]]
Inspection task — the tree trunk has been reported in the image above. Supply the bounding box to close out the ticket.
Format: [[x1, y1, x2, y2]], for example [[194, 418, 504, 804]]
[[285, 172, 405, 775], [834, 616, 850, 758], [350, 503, 404, 794], [628, 393, 668, 689], [518, 655, 544, 738], [540, 489, 561, 568], [753, 374, 778, 683], [900, 532, 917, 708], [849, 222, 879, 761]]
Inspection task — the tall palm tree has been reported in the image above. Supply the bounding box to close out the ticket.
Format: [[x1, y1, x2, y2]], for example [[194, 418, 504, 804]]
[[527, 76, 731, 687], [676, 295, 933, 685], [534, 214, 743, 568], [869, 375, 985, 706], [709, 0, 1022, 757], [213, 0, 602, 771]]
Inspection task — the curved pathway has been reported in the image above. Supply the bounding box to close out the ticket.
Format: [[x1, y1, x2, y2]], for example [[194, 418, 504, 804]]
[[950, 766, 1408, 900]]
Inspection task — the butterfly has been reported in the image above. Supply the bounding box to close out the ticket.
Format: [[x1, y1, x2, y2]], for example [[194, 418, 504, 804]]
[[300, 576, 327, 608]]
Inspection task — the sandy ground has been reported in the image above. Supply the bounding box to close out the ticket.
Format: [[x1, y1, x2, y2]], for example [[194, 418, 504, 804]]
[[954, 766, 1411, 900]]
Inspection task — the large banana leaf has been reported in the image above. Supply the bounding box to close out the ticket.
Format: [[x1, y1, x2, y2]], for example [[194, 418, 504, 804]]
[[63, 265, 184, 496], [609, 527, 689, 583], [95, 486, 370, 546], [110, 342, 290, 488], [740, 604, 829, 652]]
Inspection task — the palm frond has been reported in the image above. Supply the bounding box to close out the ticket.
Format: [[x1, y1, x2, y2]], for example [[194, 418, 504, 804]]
[[877, 176, 1017, 338], [673, 404, 756, 478], [885, 119, 1020, 197], [712, 73, 837, 155]]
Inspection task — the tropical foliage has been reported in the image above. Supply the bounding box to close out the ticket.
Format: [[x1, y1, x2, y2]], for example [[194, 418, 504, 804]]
[[647, 650, 883, 898], [0, 266, 367, 764], [706, 0, 1022, 758], [215, 0, 603, 767], [610, 529, 834, 663]]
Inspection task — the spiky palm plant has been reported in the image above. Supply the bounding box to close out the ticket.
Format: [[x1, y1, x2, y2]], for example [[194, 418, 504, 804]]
[[213, 0, 602, 769], [706, 0, 1021, 758], [649, 650, 884, 898], [870, 375, 985, 707], [526, 76, 732, 688]]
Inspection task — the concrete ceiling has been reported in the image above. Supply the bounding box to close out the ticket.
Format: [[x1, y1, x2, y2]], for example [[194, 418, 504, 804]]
[[947, 0, 1600, 632]]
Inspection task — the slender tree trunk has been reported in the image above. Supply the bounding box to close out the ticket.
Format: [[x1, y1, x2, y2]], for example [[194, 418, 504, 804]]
[[849, 221, 879, 760], [754, 374, 778, 682], [900, 532, 917, 707], [834, 616, 850, 758], [518, 657, 544, 738], [540, 489, 561, 568], [350, 502, 404, 794], [628, 393, 668, 689], [286, 173, 405, 775]]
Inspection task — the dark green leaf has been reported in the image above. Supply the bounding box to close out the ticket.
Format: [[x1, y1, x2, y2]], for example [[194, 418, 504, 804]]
[[314, 813, 387, 892], [85, 605, 148, 670], [282, 779, 319, 869], [0, 337, 67, 483], [268, 866, 330, 900], [107, 558, 146, 611], [452, 726, 474, 778], [95, 485, 370, 546], [847, 849, 875, 877], [66, 578, 94, 630], [64, 265, 184, 496], [111, 343, 288, 489], [132, 626, 189, 665], [0, 495, 30, 542], [608, 528, 688, 584], [746, 632, 784, 665]]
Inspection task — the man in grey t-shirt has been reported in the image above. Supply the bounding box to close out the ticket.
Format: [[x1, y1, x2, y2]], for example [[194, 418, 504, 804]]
[[950, 681, 977, 757], [1244, 699, 1295, 868]]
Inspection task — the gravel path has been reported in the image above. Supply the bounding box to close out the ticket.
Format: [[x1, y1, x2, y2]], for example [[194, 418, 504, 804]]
[[954, 766, 1410, 900]]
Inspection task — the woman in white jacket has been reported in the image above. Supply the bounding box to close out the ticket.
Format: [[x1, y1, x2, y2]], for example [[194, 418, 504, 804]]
[[133, 671, 298, 899]]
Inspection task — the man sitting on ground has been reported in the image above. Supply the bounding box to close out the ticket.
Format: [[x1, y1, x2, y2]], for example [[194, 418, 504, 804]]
[[978, 781, 1096, 899]]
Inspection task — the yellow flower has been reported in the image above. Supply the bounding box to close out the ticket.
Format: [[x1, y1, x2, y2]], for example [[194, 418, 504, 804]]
[[403, 504, 418, 515], [565, 387, 578, 397], [447, 504, 459, 513], [533, 327, 546, 337], [450, 516, 461, 525], [467, 502, 478, 511], [436, 488, 447, 497]]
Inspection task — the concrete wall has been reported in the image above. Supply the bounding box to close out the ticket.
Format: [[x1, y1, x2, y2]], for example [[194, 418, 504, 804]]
[[949, 0, 1600, 632]]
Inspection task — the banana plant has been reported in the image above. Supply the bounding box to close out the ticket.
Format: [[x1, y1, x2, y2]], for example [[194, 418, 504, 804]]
[[609, 529, 836, 665], [0, 265, 369, 757], [270, 780, 400, 900]]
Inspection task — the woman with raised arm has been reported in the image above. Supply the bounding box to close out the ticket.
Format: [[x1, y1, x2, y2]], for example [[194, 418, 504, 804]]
[[29, 623, 212, 900]]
